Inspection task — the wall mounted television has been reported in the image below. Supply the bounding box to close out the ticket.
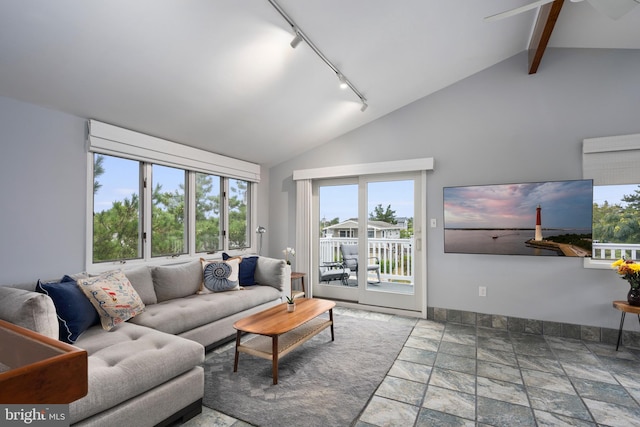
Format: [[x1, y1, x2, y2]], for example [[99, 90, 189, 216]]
[[443, 179, 593, 257]]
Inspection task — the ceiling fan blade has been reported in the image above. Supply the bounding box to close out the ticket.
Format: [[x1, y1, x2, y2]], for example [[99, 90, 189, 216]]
[[585, 0, 639, 19], [484, 0, 555, 22]]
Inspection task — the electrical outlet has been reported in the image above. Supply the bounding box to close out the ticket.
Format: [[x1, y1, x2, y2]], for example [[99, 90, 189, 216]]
[[430, 218, 437, 228], [479, 286, 487, 297]]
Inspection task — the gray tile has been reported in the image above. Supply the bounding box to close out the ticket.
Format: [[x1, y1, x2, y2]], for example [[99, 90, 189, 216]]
[[517, 354, 564, 375], [405, 335, 440, 352], [397, 346, 437, 366], [571, 377, 638, 407], [428, 367, 476, 394], [477, 347, 518, 367], [375, 376, 427, 406], [422, 385, 475, 420], [434, 353, 476, 375], [477, 336, 513, 352], [553, 348, 602, 366], [477, 376, 529, 406], [438, 341, 476, 358], [521, 368, 575, 394], [582, 397, 640, 427], [359, 395, 420, 427], [477, 396, 535, 427], [477, 360, 523, 384], [527, 387, 592, 421], [387, 359, 433, 383], [533, 409, 597, 427], [416, 408, 475, 426], [561, 360, 617, 384]]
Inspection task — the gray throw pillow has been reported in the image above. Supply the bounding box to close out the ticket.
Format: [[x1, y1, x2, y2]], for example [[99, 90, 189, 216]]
[[151, 260, 202, 302], [124, 266, 157, 305]]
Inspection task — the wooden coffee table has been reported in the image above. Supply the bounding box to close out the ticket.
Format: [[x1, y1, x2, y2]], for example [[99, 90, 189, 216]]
[[233, 298, 335, 384]]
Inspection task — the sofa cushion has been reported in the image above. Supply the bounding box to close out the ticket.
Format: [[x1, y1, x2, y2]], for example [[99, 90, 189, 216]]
[[77, 270, 146, 331], [254, 257, 287, 290], [36, 275, 99, 343], [130, 285, 281, 335], [123, 266, 157, 305], [201, 258, 240, 292], [0, 286, 59, 339], [152, 260, 202, 302], [70, 322, 204, 423]]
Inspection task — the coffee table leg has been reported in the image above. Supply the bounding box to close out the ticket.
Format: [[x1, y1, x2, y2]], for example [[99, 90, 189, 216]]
[[233, 330, 241, 372], [330, 308, 335, 341], [272, 335, 279, 385]]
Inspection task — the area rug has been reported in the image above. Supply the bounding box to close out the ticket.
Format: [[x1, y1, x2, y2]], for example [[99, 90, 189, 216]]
[[202, 314, 413, 427]]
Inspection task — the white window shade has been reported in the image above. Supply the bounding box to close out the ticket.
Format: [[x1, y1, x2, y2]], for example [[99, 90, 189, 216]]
[[583, 133, 640, 186], [88, 120, 260, 182]]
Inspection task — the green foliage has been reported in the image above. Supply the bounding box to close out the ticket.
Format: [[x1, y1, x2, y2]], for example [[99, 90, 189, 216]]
[[92, 158, 249, 262], [593, 185, 640, 244], [369, 204, 397, 223]]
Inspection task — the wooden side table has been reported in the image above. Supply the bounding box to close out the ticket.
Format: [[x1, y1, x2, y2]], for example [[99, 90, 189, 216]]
[[612, 301, 640, 351], [291, 271, 306, 299]]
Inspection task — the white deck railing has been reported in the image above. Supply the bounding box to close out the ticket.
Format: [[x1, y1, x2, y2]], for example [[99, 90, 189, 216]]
[[319, 237, 414, 282], [592, 243, 640, 260]]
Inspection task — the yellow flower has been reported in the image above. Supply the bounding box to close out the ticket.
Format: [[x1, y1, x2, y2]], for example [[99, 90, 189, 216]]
[[612, 259, 625, 268]]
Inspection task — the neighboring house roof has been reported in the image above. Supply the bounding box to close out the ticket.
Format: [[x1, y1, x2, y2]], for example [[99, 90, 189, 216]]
[[323, 219, 400, 232]]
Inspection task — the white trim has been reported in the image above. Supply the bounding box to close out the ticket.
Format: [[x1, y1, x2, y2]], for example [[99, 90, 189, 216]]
[[293, 158, 434, 181], [88, 120, 260, 182], [295, 179, 313, 297]]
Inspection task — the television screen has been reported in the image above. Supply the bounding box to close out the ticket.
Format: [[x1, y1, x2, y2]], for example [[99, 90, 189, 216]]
[[443, 179, 593, 256]]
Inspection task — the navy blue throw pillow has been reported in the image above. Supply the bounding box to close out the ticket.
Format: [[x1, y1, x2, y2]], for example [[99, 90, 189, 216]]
[[222, 253, 259, 286], [36, 275, 100, 343]]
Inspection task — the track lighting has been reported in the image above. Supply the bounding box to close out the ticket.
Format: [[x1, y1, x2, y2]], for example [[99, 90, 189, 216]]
[[267, 0, 367, 112], [338, 74, 348, 89], [290, 29, 302, 49]]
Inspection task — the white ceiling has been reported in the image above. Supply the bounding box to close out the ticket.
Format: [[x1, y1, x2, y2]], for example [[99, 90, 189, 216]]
[[0, 0, 638, 166]]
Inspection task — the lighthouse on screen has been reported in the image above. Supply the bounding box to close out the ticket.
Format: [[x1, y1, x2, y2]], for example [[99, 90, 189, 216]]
[[534, 205, 543, 241]]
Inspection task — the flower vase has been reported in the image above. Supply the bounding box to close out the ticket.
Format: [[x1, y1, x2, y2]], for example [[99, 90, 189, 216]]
[[628, 287, 640, 306]]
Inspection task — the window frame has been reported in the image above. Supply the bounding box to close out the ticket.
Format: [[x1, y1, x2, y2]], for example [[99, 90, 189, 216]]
[[85, 121, 260, 272], [583, 132, 640, 270]]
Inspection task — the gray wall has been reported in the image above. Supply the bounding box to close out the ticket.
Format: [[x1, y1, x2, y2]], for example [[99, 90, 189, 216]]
[[0, 96, 87, 283], [267, 48, 640, 330]]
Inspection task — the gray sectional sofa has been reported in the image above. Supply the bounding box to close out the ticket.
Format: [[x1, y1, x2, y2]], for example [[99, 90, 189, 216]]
[[0, 256, 291, 426]]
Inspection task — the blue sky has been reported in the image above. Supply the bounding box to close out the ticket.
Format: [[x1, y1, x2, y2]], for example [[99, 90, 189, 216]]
[[94, 155, 184, 212], [444, 180, 594, 229], [319, 180, 415, 223]]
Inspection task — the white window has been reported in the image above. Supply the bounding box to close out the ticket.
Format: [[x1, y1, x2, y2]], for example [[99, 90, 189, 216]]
[[87, 121, 259, 269], [583, 133, 640, 267]]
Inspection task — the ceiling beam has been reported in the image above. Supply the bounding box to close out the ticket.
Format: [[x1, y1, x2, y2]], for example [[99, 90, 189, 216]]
[[528, 0, 565, 74]]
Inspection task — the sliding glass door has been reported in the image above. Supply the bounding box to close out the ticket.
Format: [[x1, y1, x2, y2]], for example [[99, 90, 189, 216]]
[[313, 172, 424, 312]]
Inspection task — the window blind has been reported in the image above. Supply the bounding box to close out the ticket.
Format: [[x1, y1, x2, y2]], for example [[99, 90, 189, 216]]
[[583, 133, 640, 185], [88, 120, 260, 182]]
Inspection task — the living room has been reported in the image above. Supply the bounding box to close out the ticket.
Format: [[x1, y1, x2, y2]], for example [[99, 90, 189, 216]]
[[1, 1, 640, 426]]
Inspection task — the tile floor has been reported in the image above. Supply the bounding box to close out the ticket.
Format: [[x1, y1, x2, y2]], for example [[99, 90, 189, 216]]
[[183, 307, 640, 427]]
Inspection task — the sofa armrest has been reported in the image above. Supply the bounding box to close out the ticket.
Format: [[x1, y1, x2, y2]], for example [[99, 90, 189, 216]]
[[0, 287, 59, 340], [253, 257, 291, 297]]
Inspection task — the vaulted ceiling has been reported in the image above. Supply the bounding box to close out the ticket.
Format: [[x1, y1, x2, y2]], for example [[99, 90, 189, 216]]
[[0, 0, 638, 165]]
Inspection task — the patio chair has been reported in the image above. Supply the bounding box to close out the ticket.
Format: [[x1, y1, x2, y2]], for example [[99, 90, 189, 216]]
[[339, 244, 381, 284], [319, 262, 350, 286]]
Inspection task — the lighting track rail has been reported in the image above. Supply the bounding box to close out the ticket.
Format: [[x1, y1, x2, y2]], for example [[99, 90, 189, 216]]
[[266, 0, 368, 112]]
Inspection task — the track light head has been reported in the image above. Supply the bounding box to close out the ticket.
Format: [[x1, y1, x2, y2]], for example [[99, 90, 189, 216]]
[[360, 101, 368, 112], [290, 30, 302, 48], [338, 74, 348, 89]]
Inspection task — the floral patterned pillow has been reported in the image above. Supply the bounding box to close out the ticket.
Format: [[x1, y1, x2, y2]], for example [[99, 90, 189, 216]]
[[77, 270, 145, 331]]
